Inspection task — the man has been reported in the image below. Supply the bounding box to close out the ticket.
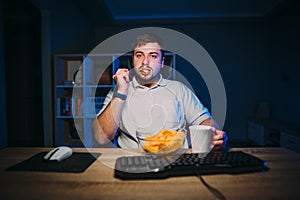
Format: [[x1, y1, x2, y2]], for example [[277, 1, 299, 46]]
[[92, 33, 227, 150]]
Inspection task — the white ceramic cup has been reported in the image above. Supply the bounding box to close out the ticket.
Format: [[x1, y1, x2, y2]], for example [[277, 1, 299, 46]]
[[189, 125, 213, 153]]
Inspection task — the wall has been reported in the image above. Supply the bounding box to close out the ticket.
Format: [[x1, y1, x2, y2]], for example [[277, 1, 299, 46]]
[[95, 22, 270, 140], [30, 0, 95, 52], [0, 0, 7, 148], [3, 0, 44, 146], [268, 2, 300, 131], [47, 0, 95, 53], [172, 23, 270, 140]]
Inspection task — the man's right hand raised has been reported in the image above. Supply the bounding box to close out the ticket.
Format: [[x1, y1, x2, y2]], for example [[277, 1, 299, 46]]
[[112, 68, 130, 94]]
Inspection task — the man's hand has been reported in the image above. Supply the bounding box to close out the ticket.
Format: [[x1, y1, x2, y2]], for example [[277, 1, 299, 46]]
[[211, 127, 228, 151], [199, 118, 228, 151], [112, 68, 130, 94]]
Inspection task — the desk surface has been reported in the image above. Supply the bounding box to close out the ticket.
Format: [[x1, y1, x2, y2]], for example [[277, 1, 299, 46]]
[[0, 147, 299, 200]]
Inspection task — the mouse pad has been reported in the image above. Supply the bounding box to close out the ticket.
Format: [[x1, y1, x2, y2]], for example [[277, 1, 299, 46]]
[[6, 152, 101, 173]]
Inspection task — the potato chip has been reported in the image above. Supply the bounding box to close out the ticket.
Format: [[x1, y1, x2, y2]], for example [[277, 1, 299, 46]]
[[142, 129, 185, 154]]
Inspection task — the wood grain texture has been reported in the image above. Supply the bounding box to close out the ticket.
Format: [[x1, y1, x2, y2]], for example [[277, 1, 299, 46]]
[[0, 147, 299, 200]]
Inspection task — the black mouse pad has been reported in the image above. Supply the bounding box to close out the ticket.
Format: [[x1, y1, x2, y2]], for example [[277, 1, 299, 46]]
[[6, 152, 101, 173]]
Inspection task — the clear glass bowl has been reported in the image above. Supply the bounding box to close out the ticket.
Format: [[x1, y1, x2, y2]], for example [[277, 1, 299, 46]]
[[136, 129, 186, 154]]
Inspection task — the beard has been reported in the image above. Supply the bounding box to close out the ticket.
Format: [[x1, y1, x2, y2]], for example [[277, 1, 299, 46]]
[[134, 65, 161, 86]]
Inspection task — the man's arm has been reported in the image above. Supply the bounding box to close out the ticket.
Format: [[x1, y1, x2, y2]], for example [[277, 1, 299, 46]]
[[92, 98, 126, 144], [92, 68, 130, 144], [200, 117, 220, 129]]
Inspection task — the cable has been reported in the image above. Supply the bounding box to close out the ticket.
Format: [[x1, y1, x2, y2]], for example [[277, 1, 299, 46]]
[[196, 171, 227, 200]]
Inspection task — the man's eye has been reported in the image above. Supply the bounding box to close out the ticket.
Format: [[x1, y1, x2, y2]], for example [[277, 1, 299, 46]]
[[136, 54, 142, 58], [150, 54, 158, 59]]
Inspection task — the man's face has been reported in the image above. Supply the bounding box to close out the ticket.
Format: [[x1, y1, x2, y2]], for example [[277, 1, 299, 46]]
[[133, 42, 164, 86]]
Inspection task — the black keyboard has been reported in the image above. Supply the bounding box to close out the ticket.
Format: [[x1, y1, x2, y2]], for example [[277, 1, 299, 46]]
[[114, 151, 268, 179]]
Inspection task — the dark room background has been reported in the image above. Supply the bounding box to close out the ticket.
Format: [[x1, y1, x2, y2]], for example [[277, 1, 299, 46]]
[[0, 0, 299, 148]]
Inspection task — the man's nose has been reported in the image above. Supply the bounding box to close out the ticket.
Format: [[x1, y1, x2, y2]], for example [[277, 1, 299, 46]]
[[142, 56, 149, 65]]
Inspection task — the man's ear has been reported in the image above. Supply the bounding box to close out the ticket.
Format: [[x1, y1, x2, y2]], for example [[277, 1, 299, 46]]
[[161, 57, 165, 68]]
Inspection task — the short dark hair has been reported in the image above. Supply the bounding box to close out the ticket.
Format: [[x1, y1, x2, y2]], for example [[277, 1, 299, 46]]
[[132, 33, 165, 55]]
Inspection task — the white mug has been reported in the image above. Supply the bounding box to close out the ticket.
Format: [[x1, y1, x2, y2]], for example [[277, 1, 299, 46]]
[[189, 125, 213, 153]]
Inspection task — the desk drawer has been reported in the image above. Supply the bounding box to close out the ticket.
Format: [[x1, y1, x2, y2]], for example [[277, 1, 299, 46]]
[[281, 132, 300, 153]]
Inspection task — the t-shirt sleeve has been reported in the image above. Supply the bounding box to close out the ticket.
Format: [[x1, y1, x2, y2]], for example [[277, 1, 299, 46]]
[[179, 82, 211, 125]]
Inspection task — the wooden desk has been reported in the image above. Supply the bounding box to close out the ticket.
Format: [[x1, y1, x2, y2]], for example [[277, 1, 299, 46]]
[[0, 147, 299, 200]]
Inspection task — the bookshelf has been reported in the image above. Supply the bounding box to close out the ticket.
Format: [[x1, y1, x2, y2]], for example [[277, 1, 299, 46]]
[[53, 52, 176, 147]]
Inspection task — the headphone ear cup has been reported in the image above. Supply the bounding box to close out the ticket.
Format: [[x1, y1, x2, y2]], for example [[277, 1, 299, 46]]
[[128, 56, 134, 80], [128, 56, 133, 69]]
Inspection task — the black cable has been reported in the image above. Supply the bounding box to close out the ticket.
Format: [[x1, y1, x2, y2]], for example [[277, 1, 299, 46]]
[[196, 171, 227, 200]]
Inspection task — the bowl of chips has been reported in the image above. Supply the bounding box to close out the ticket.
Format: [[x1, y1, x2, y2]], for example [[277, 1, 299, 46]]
[[136, 129, 186, 154]]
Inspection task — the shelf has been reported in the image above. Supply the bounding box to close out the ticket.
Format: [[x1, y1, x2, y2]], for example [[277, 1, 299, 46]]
[[56, 85, 114, 89], [56, 85, 75, 89], [84, 85, 115, 88], [57, 116, 90, 119]]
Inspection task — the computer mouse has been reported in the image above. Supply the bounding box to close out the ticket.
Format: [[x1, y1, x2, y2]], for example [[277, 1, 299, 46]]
[[44, 146, 73, 162]]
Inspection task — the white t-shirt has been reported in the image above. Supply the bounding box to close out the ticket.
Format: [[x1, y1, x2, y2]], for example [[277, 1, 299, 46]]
[[98, 75, 211, 148]]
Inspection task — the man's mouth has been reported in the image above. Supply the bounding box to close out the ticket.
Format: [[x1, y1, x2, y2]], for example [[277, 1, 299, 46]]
[[139, 67, 151, 76]]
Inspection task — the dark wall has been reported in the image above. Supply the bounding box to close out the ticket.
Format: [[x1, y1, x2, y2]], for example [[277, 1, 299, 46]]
[[42, 0, 95, 53], [0, 0, 7, 148], [267, 3, 300, 126], [173, 23, 270, 139], [3, 0, 43, 146]]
